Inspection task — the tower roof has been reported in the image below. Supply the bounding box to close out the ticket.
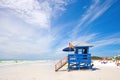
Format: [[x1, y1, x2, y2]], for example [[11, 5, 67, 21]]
[[75, 42, 93, 47]]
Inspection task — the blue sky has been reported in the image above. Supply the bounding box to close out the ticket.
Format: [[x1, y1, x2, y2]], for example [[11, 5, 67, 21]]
[[0, 0, 120, 59]]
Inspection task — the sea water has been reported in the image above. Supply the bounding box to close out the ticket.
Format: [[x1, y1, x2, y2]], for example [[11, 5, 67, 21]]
[[0, 59, 55, 67]]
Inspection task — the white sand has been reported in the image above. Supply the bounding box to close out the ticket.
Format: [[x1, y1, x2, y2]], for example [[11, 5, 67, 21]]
[[0, 60, 120, 80]]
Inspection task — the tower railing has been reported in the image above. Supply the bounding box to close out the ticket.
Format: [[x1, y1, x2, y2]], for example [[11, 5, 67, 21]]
[[55, 56, 68, 71]]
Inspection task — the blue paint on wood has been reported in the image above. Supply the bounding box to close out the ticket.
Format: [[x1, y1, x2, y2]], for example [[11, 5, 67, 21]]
[[67, 46, 93, 71]]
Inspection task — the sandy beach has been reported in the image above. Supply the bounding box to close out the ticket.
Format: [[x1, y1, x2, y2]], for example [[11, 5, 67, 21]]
[[0, 60, 120, 80]]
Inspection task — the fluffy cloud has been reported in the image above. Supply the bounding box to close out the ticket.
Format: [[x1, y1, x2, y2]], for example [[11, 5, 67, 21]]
[[0, 0, 69, 58], [0, 12, 53, 55], [0, 0, 68, 28]]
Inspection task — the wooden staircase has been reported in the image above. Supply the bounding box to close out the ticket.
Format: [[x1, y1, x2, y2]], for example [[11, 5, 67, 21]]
[[55, 56, 68, 72]]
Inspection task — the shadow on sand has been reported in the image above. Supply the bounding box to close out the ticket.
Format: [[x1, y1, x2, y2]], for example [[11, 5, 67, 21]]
[[91, 67, 100, 71], [57, 67, 100, 72]]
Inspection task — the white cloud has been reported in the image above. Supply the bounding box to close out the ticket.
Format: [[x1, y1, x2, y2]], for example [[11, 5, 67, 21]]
[[0, 0, 119, 59], [0, 0, 71, 59], [92, 38, 120, 48], [0, 13, 54, 56], [87, 0, 116, 24], [0, 0, 49, 28], [91, 33, 120, 48], [71, 0, 116, 36], [0, 0, 68, 29], [55, 32, 120, 55], [73, 33, 97, 43], [54, 33, 98, 55]]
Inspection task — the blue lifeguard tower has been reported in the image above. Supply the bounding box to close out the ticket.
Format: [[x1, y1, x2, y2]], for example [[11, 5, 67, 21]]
[[67, 42, 93, 71], [55, 42, 93, 71]]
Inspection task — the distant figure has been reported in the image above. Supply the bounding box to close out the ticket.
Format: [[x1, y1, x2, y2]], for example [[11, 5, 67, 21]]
[[117, 63, 120, 66], [116, 61, 120, 67], [15, 60, 18, 63]]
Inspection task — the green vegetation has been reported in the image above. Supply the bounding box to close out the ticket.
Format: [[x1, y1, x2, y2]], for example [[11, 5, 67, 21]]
[[115, 56, 120, 60], [92, 55, 120, 61], [91, 56, 102, 60]]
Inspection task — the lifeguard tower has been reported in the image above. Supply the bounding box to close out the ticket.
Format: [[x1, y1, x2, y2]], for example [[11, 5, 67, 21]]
[[55, 42, 93, 71]]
